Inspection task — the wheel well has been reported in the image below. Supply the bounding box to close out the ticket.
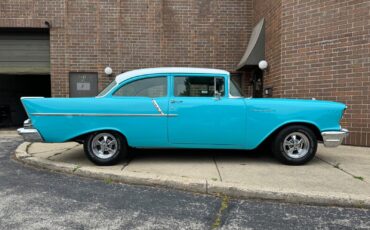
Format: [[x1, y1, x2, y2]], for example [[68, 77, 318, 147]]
[[70, 130, 128, 145], [270, 122, 322, 141], [260, 122, 322, 148]]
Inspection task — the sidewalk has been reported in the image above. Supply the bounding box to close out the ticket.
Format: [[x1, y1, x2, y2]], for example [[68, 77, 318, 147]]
[[0, 128, 18, 136], [15, 141, 370, 208]]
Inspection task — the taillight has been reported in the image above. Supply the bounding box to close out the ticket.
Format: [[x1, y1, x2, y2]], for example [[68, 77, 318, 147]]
[[24, 119, 32, 129]]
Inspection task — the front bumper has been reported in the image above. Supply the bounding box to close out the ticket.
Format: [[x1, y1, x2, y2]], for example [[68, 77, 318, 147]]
[[321, 128, 349, 147], [17, 119, 44, 142]]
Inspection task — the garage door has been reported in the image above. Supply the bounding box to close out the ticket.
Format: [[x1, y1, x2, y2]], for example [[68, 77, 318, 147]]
[[0, 29, 50, 75]]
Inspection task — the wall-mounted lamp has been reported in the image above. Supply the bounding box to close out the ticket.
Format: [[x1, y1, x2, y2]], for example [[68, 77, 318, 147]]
[[257, 60, 269, 98], [104, 66, 113, 76], [258, 60, 268, 70]]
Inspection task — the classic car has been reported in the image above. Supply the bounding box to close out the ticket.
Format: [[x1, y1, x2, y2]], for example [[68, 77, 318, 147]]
[[18, 67, 348, 165]]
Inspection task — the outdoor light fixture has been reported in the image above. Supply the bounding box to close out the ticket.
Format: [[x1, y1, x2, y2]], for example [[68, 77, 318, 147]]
[[258, 60, 268, 70], [104, 66, 113, 76]]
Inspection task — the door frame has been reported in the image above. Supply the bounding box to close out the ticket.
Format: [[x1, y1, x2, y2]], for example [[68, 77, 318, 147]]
[[167, 74, 246, 147]]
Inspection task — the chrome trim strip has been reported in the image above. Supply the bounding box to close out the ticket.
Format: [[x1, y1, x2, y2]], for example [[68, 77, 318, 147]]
[[30, 113, 177, 117], [151, 99, 164, 115]]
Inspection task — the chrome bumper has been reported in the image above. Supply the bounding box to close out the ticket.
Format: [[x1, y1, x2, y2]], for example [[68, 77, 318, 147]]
[[321, 129, 349, 147], [17, 119, 44, 142]]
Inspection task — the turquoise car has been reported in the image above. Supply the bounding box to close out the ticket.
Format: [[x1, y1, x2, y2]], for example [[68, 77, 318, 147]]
[[18, 67, 348, 165]]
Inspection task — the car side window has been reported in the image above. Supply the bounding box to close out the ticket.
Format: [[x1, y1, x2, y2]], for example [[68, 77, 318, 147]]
[[113, 77, 167, 97], [174, 76, 225, 97], [230, 79, 243, 97]]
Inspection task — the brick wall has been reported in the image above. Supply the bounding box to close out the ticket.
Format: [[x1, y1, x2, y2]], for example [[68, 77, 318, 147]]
[[252, 0, 370, 146], [280, 0, 370, 146], [2, 0, 369, 146], [253, 0, 282, 97], [0, 0, 252, 96]]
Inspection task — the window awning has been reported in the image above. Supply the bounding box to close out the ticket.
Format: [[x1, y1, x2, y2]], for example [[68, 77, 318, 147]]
[[237, 18, 265, 70]]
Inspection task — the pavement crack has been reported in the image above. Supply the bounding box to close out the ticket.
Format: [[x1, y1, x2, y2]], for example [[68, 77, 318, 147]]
[[316, 156, 368, 184], [18, 155, 32, 159], [46, 144, 81, 160], [213, 156, 223, 182], [46, 152, 63, 160], [25, 142, 32, 154], [121, 157, 132, 171], [211, 194, 230, 229]]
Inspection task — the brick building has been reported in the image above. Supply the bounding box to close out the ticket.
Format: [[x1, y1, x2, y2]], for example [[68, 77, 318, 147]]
[[0, 0, 369, 147]]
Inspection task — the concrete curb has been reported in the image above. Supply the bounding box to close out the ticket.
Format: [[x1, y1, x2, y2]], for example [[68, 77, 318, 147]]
[[14, 143, 370, 209]]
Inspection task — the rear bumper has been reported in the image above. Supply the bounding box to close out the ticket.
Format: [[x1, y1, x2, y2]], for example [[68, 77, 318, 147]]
[[17, 119, 44, 142], [17, 128, 44, 142], [321, 128, 349, 147]]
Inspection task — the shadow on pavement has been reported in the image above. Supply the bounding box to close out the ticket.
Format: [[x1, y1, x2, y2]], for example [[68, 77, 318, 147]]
[[128, 146, 276, 163]]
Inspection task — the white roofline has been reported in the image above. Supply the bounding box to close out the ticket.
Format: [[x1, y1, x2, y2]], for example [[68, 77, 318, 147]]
[[115, 67, 229, 84]]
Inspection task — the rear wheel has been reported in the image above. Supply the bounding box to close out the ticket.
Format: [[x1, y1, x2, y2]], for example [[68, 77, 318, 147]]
[[272, 125, 317, 165], [84, 131, 127, 166]]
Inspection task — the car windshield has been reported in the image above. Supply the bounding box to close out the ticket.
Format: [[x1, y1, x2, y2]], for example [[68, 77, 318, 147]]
[[230, 79, 243, 97], [97, 80, 117, 97]]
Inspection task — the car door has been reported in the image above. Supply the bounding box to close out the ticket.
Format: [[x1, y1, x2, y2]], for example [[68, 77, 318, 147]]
[[168, 75, 246, 147], [110, 75, 170, 147]]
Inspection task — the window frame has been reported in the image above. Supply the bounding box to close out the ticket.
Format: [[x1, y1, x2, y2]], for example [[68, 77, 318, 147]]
[[171, 74, 228, 98], [229, 78, 244, 98], [97, 80, 117, 97], [111, 74, 169, 98]]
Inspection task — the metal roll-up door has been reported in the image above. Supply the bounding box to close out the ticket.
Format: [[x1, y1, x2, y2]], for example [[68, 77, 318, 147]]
[[0, 29, 50, 75]]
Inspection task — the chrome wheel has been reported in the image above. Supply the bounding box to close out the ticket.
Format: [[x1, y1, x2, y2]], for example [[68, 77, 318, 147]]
[[283, 132, 310, 159], [91, 133, 118, 159]]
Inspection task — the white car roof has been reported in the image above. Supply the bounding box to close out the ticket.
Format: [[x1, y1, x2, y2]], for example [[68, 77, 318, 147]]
[[115, 67, 229, 83]]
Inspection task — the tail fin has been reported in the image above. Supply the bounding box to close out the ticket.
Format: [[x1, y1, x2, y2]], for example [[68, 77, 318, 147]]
[[20, 97, 45, 118]]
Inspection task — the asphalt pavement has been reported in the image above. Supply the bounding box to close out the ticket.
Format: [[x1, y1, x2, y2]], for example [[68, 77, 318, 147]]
[[0, 136, 369, 229]]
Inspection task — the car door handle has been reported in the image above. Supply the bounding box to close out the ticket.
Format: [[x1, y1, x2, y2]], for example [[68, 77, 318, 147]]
[[170, 99, 183, 104]]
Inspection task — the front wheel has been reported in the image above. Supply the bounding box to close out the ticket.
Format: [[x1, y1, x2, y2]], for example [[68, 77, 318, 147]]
[[272, 126, 317, 165], [84, 131, 127, 166]]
